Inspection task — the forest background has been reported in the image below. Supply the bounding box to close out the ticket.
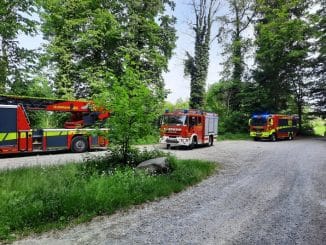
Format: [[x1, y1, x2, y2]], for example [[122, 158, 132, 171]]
[[0, 0, 325, 144]]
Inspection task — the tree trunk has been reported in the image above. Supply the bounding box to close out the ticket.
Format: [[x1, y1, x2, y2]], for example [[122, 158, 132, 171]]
[[187, 0, 220, 109]]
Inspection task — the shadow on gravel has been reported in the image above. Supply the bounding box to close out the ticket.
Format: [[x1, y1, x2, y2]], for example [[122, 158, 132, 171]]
[[252, 135, 326, 143], [166, 144, 213, 151], [312, 136, 326, 142]]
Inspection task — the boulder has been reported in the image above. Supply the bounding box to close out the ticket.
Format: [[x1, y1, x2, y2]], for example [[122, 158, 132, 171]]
[[136, 157, 170, 174]]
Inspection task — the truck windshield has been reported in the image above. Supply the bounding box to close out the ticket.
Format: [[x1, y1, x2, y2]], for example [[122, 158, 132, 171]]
[[162, 115, 186, 125], [251, 117, 267, 126]]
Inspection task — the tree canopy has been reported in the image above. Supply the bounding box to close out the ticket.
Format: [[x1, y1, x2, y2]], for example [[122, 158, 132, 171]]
[[39, 0, 176, 100], [0, 0, 37, 94], [0, 0, 324, 140]]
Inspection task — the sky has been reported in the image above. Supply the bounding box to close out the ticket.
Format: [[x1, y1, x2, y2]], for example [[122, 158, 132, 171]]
[[19, 1, 229, 103]]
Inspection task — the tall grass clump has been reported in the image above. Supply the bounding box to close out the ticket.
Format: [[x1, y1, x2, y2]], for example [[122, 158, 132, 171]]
[[0, 151, 217, 242]]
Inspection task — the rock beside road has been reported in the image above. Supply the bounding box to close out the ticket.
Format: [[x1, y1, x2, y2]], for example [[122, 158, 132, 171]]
[[136, 157, 170, 174]]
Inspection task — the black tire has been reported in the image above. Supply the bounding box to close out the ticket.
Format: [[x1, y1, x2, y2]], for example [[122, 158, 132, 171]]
[[166, 144, 171, 149], [71, 136, 88, 153], [254, 137, 260, 141], [270, 133, 277, 142], [209, 135, 214, 146], [188, 137, 196, 150], [288, 133, 293, 140]]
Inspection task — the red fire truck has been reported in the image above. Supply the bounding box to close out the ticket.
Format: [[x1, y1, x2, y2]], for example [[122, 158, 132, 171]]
[[0, 95, 109, 154], [249, 114, 298, 141], [160, 109, 218, 149]]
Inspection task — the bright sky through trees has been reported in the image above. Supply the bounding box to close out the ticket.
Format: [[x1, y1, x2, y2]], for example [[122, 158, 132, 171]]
[[18, 1, 230, 103]]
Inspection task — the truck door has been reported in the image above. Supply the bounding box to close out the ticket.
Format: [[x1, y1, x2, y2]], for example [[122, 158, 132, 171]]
[[0, 105, 18, 152], [278, 118, 290, 138], [189, 116, 204, 143]]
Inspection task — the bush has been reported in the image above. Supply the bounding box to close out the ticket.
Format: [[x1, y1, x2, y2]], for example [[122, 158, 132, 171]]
[[301, 121, 315, 136], [78, 147, 169, 177], [218, 111, 249, 134]]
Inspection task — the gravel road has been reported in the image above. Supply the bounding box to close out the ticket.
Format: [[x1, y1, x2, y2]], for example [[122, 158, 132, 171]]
[[0, 151, 108, 170], [10, 137, 326, 244]]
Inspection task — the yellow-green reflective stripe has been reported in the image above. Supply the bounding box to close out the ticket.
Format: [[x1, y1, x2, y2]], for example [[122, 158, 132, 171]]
[[68, 130, 95, 135], [45, 131, 68, 137], [0, 132, 17, 141], [277, 126, 293, 130]]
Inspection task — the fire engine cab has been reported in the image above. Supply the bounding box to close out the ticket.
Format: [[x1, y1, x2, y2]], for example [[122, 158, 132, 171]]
[[249, 114, 298, 141], [0, 95, 109, 154], [160, 109, 218, 149]]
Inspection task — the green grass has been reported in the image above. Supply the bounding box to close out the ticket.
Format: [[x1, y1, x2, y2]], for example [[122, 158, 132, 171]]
[[217, 132, 250, 141], [0, 158, 217, 242]]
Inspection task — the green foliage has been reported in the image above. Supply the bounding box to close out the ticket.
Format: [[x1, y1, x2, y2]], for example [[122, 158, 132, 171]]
[[254, 0, 311, 131], [300, 117, 326, 136], [217, 0, 255, 111], [300, 121, 315, 136], [0, 0, 38, 94], [206, 82, 249, 134], [205, 0, 321, 134], [13, 76, 70, 128], [39, 0, 120, 98], [219, 111, 249, 134], [2, 0, 323, 141], [79, 147, 168, 177], [94, 65, 162, 165], [39, 0, 176, 99], [134, 134, 160, 145], [0, 157, 217, 241], [312, 119, 326, 136], [206, 1, 255, 130], [206, 81, 232, 116], [163, 98, 189, 112], [217, 133, 250, 141]]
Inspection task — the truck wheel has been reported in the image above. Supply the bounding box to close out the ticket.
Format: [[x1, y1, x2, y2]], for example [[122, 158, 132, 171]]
[[270, 133, 277, 142], [209, 136, 214, 146], [71, 136, 88, 153], [254, 137, 260, 141], [166, 144, 171, 149], [288, 133, 293, 140], [189, 137, 196, 150]]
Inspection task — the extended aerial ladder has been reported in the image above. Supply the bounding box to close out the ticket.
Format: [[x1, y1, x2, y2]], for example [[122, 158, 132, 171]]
[[0, 95, 109, 154], [0, 95, 109, 128]]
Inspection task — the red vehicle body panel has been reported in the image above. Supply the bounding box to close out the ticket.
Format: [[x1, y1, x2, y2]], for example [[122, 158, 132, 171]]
[[160, 109, 218, 148], [249, 114, 298, 141], [0, 95, 109, 155]]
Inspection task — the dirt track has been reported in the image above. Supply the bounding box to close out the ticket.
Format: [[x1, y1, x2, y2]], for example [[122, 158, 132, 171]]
[[10, 137, 326, 244]]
